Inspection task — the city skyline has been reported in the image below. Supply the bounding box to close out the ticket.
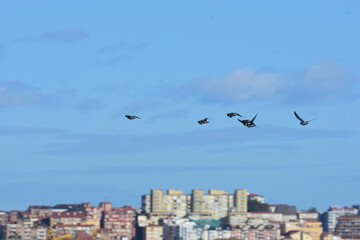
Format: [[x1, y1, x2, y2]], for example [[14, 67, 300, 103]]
[[0, 188, 356, 213], [1, 1, 360, 211], [1, 190, 360, 239]]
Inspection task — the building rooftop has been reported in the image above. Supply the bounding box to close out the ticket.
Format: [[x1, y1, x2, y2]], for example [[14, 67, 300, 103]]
[[248, 193, 263, 197], [52, 212, 85, 218], [270, 204, 297, 215], [53, 204, 85, 212], [250, 212, 281, 214], [28, 205, 52, 210]]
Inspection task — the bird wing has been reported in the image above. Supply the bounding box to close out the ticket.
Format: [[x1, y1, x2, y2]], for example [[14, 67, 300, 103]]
[[250, 114, 257, 123], [238, 119, 246, 126], [135, 116, 141, 119], [236, 113, 243, 117], [294, 111, 304, 122]]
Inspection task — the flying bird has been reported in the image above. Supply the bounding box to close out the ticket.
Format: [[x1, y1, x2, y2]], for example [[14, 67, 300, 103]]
[[125, 115, 140, 120], [238, 114, 257, 128], [227, 112, 242, 118], [294, 111, 314, 126], [198, 118, 210, 125]]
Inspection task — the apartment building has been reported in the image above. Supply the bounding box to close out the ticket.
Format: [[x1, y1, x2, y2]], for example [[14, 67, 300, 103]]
[[162, 218, 201, 240], [27, 205, 52, 218], [53, 224, 95, 238], [1, 223, 24, 240], [139, 225, 163, 240], [228, 212, 269, 227], [202, 228, 231, 240], [50, 211, 86, 226], [0, 211, 9, 225], [101, 204, 136, 240], [321, 232, 342, 240], [283, 230, 313, 240], [321, 206, 358, 232], [248, 193, 265, 203], [297, 211, 319, 221], [335, 215, 360, 239], [142, 189, 190, 217], [142, 189, 247, 221], [0, 219, 47, 240], [230, 225, 281, 240], [83, 202, 102, 230], [281, 220, 323, 240], [249, 212, 283, 222]]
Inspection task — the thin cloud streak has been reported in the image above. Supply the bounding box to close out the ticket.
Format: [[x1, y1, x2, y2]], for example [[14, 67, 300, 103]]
[[50, 162, 348, 176], [120, 99, 161, 115], [73, 99, 107, 112], [0, 127, 63, 136], [1, 162, 345, 177], [95, 42, 146, 65], [14, 29, 89, 43], [94, 55, 132, 66], [0, 81, 40, 106], [208, 144, 296, 153], [41, 126, 354, 155], [41, 28, 88, 43], [99, 43, 147, 54], [49, 165, 292, 175], [0, 81, 106, 113], [0, 165, 292, 177], [150, 109, 189, 121]]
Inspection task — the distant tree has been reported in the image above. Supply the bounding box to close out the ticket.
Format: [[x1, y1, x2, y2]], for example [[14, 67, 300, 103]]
[[308, 207, 317, 212], [247, 199, 270, 212]]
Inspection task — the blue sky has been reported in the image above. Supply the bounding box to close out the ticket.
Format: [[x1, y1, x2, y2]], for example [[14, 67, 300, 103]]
[[1, 1, 360, 211]]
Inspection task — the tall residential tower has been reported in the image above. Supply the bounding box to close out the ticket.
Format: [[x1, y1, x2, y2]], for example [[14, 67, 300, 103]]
[[142, 189, 247, 221]]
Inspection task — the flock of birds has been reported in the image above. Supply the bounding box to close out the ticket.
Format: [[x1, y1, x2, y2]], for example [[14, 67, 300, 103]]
[[125, 111, 315, 127]]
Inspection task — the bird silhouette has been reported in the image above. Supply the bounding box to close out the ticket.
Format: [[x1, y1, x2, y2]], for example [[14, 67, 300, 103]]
[[238, 114, 257, 128], [227, 112, 242, 118], [294, 111, 314, 126], [125, 115, 140, 120], [198, 118, 210, 125]]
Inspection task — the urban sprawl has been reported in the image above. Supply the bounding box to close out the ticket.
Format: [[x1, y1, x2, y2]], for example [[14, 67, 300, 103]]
[[0, 189, 358, 240]]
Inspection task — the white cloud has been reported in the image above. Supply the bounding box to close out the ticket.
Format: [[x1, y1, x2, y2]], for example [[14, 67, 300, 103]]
[[284, 60, 355, 104], [191, 68, 282, 103], [187, 60, 356, 105]]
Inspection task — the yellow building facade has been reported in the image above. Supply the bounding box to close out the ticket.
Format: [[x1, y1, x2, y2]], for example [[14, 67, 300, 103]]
[[282, 220, 323, 240], [285, 231, 313, 240], [143, 225, 163, 240], [85, 220, 100, 231]]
